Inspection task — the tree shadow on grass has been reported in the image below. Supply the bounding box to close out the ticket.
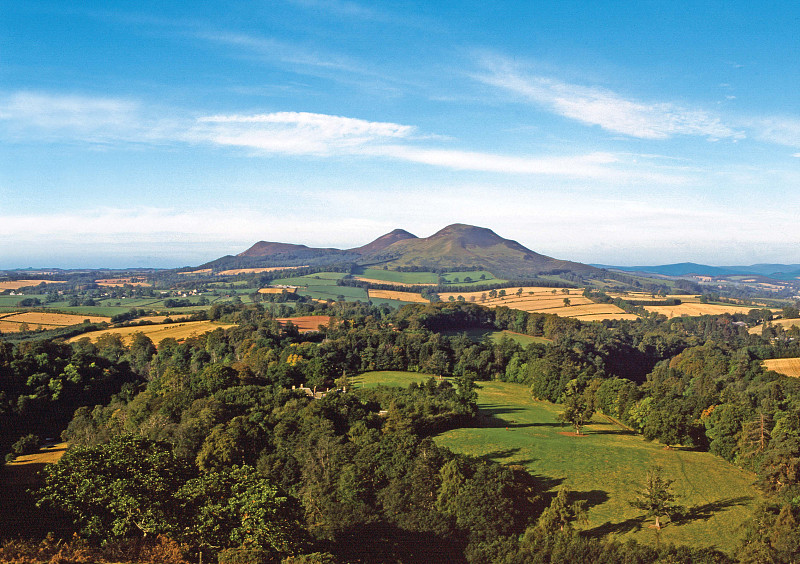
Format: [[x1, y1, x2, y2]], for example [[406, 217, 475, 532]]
[[471, 405, 564, 429], [572, 489, 610, 511], [588, 514, 648, 537], [672, 496, 754, 525]]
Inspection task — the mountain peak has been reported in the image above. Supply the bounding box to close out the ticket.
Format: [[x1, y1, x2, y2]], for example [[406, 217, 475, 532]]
[[349, 228, 418, 254]]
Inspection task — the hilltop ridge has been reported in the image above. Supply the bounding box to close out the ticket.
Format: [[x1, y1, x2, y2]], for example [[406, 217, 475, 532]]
[[209, 223, 601, 279]]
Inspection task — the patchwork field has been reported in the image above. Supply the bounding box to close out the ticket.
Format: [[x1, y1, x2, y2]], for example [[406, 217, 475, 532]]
[[356, 372, 762, 552], [67, 320, 236, 345], [367, 289, 430, 303], [0, 280, 65, 291], [178, 268, 212, 275], [438, 287, 636, 321], [763, 357, 800, 378], [276, 316, 333, 332]]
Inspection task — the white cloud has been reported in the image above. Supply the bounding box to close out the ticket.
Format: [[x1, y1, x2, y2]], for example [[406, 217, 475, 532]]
[[475, 57, 744, 141], [190, 112, 415, 154], [748, 117, 800, 148], [0, 91, 143, 142]]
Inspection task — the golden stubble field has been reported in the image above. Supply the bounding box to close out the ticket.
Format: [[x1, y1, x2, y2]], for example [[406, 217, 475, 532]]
[[259, 287, 298, 294], [438, 287, 637, 321], [0, 312, 111, 332], [367, 289, 430, 303], [607, 292, 779, 319], [0, 280, 65, 291], [763, 358, 800, 378], [67, 320, 236, 346]]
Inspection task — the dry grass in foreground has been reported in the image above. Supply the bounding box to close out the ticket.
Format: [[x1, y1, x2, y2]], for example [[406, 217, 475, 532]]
[[763, 357, 800, 378]]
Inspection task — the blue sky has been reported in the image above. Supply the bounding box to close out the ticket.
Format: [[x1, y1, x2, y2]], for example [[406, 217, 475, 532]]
[[2, 1, 799, 268]]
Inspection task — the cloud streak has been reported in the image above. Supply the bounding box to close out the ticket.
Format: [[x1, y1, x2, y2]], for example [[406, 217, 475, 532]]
[[475, 57, 744, 141], [0, 90, 687, 182]]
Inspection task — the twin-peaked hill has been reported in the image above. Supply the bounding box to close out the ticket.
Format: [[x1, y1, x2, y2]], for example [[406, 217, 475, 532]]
[[203, 223, 601, 279]]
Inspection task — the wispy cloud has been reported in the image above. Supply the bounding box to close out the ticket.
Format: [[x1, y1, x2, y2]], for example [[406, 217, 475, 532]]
[[748, 117, 800, 148], [475, 56, 744, 141], [0, 92, 143, 142], [0, 90, 687, 183], [190, 112, 415, 154]]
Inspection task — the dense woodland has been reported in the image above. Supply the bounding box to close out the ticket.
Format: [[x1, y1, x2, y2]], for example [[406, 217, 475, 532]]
[[2, 300, 800, 562]]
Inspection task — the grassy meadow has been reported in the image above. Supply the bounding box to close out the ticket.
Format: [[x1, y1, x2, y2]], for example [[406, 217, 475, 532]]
[[357, 371, 762, 553]]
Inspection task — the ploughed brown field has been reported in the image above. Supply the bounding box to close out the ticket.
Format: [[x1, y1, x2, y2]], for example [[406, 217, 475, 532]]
[[276, 316, 332, 332]]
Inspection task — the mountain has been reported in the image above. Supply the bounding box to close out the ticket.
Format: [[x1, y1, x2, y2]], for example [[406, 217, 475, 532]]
[[348, 229, 418, 255], [202, 223, 601, 279], [360, 224, 600, 278]]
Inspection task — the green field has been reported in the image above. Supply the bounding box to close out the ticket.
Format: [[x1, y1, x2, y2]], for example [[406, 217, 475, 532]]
[[358, 372, 762, 553], [354, 370, 439, 388], [357, 268, 439, 284], [441, 271, 505, 286], [269, 272, 367, 302]]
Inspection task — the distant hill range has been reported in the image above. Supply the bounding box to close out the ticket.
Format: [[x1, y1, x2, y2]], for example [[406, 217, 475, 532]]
[[202, 223, 601, 279], [598, 262, 800, 281]]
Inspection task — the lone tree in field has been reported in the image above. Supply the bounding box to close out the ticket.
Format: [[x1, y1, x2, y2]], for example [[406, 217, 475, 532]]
[[558, 379, 594, 435], [629, 466, 683, 529]]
